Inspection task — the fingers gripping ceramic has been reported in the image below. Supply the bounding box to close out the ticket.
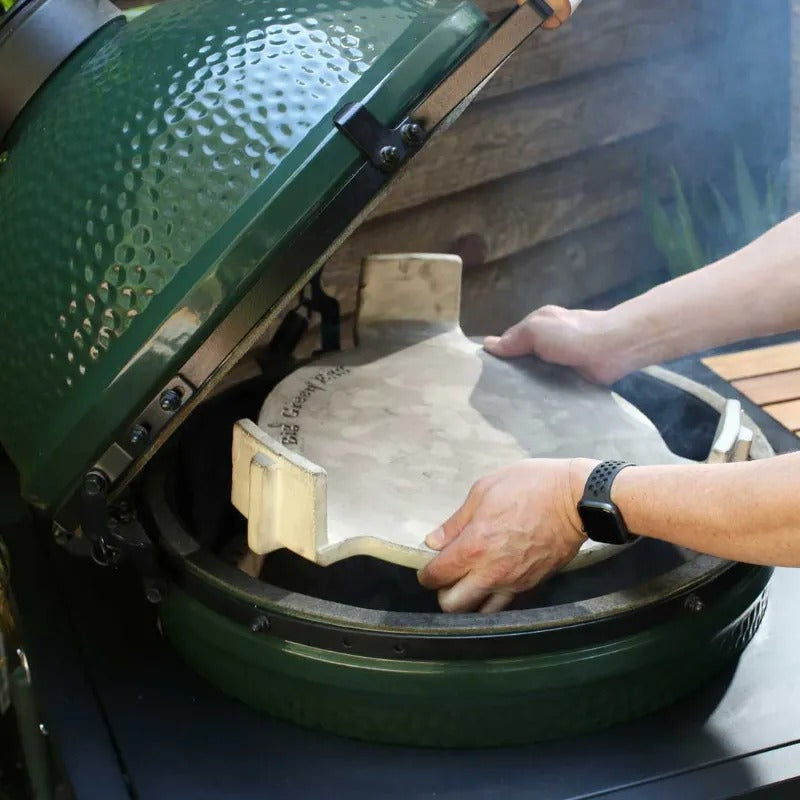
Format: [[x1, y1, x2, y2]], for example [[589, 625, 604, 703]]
[[234, 254, 692, 571]]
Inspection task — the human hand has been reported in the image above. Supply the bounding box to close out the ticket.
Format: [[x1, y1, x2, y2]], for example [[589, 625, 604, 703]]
[[483, 305, 633, 385], [417, 458, 596, 613], [539, 0, 581, 30]]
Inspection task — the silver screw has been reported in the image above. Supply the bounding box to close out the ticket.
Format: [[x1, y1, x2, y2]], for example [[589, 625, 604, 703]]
[[378, 145, 401, 171], [251, 615, 270, 633], [129, 423, 150, 446], [685, 594, 704, 613], [83, 471, 107, 497], [159, 388, 182, 412], [401, 122, 424, 146]]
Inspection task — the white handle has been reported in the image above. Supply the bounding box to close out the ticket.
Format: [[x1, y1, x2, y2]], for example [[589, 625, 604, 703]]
[[231, 419, 327, 559], [706, 399, 753, 464]]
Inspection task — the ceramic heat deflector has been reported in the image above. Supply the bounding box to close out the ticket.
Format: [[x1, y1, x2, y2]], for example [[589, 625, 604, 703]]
[[231, 254, 746, 572]]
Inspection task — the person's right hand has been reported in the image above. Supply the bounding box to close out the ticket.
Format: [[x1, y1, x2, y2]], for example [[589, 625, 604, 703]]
[[483, 305, 633, 385], [538, 0, 581, 30]]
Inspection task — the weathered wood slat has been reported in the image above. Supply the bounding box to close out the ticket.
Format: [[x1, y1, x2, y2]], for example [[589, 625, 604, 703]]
[[761, 398, 800, 432], [324, 125, 712, 315], [374, 41, 724, 218], [732, 369, 800, 406], [459, 211, 659, 334], [703, 342, 800, 381], [476, 0, 720, 101]]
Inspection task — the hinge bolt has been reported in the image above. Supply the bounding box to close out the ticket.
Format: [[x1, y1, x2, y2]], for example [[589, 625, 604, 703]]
[[401, 122, 425, 146], [378, 145, 401, 171], [129, 423, 150, 447], [159, 388, 182, 412], [83, 471, 108, 497], [251, 615, 270, 633]]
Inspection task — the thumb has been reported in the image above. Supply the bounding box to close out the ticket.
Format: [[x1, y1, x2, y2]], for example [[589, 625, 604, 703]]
[[484, 320, 534, 358], [425, 491, 478, 550]]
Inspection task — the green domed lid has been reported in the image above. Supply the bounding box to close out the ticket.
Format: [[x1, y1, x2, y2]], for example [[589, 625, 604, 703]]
[[0, 0, 549, 519]]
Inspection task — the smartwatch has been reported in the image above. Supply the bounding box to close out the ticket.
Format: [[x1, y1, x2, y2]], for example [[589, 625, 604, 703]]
[[577, 460, 637, 545]]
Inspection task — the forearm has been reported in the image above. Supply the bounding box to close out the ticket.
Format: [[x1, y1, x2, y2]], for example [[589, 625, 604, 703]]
[[570, 453, 800, 565], [604, 212, 800, 372]]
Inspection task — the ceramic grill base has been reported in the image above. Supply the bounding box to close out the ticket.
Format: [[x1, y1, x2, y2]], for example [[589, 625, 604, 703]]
[[144, 366, 773, 747]]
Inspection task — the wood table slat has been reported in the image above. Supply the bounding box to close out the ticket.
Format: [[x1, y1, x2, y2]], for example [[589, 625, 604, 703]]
[[761, 399, 800, 432], [702, 341, 800, 380], [732, 369, 800, 406]]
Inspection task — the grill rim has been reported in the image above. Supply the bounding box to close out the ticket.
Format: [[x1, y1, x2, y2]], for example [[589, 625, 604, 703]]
[[143, 365, 774, 660]]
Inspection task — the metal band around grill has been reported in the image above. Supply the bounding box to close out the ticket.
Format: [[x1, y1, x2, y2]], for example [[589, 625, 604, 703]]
[[55, 0, 554, 534], [0, 0, 123, 145]]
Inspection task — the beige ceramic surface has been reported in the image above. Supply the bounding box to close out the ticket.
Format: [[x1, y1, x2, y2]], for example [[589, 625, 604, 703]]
[[235, 254, 695, 571]]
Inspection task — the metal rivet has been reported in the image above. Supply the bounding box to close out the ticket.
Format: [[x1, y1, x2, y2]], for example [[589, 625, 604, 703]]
[[400, 122, 424, 146], [393, 643, 406, 656], [38, 723, 48, 736], [159, 388, 182, 412], [251, 615, 270, 633], [685, 594, 704, 613], [0, 152, 8, 166], [129, 423, 150, 446], [378, 145, 401, 171]]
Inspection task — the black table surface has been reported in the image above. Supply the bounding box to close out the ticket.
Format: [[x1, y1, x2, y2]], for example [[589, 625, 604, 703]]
[[6, 353, 800, 800]]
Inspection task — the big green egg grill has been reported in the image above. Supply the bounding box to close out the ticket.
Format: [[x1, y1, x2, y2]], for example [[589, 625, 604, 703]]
[[0, 0, 773, 747]]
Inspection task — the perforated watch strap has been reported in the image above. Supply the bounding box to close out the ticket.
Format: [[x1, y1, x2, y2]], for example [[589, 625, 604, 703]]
[[582, 460, 634, 503]]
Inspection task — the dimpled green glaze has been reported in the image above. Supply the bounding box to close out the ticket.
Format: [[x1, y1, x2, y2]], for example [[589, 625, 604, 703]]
[[160, 566, 772, 747], [0, 0, 488, 509]]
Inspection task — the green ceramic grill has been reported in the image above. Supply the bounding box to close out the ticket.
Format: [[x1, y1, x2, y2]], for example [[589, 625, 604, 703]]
[[0, 0, 774, 748], [0, 0, 511, 516]]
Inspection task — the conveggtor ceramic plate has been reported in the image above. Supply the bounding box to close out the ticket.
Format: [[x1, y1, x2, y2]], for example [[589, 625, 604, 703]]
[[233, 254, 693, 571]]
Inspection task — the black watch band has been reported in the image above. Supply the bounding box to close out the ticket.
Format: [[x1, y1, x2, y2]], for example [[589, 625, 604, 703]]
[[577, 460, 637, 545]]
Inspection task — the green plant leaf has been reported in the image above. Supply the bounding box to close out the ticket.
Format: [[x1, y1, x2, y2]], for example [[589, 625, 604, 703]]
[[734, 146, 765, 242], [691, 183, 724, 260], [642, 146, 786, 279], [764, 169, 787, 227], [709, 183, 738, 238], [643, 170, 677, 263], [670, 166, 706, 271]]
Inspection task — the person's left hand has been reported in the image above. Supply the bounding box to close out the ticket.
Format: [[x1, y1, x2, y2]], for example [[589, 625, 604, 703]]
[[417, 458, 596, 613]]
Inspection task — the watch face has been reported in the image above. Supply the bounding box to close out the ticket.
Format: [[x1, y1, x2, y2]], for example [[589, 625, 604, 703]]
[[579, 502, 629, 545]]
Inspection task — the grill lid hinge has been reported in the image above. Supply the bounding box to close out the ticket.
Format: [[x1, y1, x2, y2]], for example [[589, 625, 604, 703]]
[[333, 103, 426, 173], [79, 470, 165, 602]]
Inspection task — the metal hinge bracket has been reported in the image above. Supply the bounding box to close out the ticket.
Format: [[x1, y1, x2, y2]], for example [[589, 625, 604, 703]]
[[333, 103, 426, 173], [79, 471, 165, 602]]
